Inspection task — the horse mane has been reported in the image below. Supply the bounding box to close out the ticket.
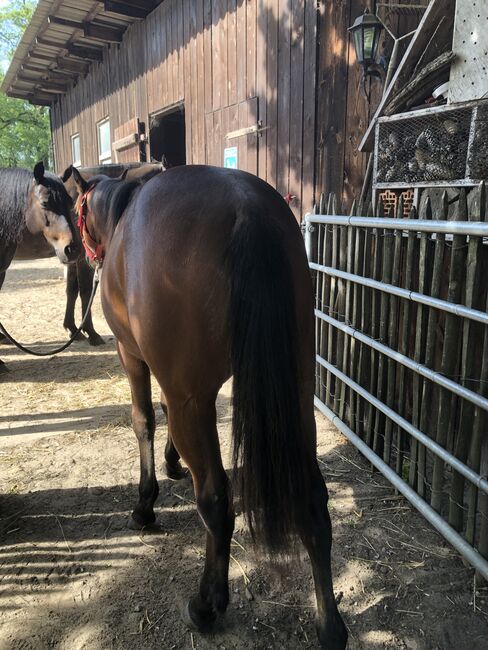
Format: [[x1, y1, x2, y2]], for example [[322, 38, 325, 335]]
[[0, 168, 32, 244], [90, 177, 141, 236]]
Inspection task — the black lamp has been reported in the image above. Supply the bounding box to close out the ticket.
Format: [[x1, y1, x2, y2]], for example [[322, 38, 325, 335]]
[[349, 8, 383, 69]]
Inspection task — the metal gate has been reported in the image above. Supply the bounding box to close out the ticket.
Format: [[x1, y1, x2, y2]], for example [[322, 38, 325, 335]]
[[303, 189, 488, 580]]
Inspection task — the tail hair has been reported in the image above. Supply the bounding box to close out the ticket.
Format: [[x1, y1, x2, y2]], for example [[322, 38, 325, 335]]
[[228, 202, 311, 553]]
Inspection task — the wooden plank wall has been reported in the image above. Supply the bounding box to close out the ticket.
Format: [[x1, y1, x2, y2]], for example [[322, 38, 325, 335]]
[[315, 0, 425, 209], [51, 0, 317, 219]]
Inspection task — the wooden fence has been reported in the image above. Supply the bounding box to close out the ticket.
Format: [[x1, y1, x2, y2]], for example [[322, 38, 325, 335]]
[[304, 185, 488, 576]]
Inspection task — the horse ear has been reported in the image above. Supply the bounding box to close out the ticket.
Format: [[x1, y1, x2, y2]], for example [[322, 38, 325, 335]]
[[61, 165, 73, 183], [33, 161, 45, 185], [119, 168, 129, 181], [72, 166, 89, 193]]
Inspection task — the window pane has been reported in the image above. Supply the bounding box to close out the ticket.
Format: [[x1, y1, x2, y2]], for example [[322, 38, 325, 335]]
[[98, 120, 111, 157], [71, 135, 81, 165]]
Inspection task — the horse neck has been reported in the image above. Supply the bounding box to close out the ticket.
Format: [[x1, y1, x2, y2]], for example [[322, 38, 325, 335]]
[[91, 180, 139, 245]]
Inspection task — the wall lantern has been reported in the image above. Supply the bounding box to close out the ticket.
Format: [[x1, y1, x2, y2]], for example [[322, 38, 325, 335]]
[[349, 8, 385, 85], [349, 9, 383, 70]]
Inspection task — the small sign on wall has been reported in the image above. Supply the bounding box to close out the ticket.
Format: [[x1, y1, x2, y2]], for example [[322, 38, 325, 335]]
[[223, 146, 238, 169]]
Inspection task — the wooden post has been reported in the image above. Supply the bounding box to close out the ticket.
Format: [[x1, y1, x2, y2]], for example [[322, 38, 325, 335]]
[[384, 198, 405, 466], [350, 199, 365, 434], [408, 198, 432, 489], [319, 193, 332, 404], [417, 202, 446, 499], [448, 188, 484, 532], [358, 201, 375, 440], [326, 194, 339, 409], [339, 200, 357, 424], [373, 200, 394, 457], [366, 198, 384, 450], [431, 190, 468, 514], [334, 199, 349, 416], [395, 205, 417, 480]]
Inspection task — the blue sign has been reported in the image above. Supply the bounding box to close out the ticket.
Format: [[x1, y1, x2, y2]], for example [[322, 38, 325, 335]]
[[223, 146, 238, 169]]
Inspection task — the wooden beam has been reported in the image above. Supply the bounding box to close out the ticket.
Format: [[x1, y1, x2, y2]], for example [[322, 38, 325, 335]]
[[30, 98, 53, 107], [38, 84, 68, 94], [9, 89, 57, 102], [359, 0, 455, 152], [22, 63, 51, 73], [48, 15, 82, 30], [113, 132, 139, 151], [56, 58, 89, 73], [20, 66, 77, 83], [67, 44, 103, 61], [9, 91, 53, 106], [17, 72, 38, 82], [103, 1, 153, 19], [48, 16, 124, 43], [27, 51, 55, 62], [36, 36, 68, 49], [384, 50, 455, 115], [83, 21, 124, 42]]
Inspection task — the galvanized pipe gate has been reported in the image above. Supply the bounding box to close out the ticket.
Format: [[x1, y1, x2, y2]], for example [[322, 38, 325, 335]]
[[303, 192, 488, 581]]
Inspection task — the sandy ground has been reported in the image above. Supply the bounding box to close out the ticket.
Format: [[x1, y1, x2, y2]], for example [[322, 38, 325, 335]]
[[0, 257, 487, 650]]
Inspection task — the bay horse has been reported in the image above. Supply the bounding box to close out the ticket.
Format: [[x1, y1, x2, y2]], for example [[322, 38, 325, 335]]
[[71, 164, 347, 649], [0, 162, 80, 372], [60, 163, 163, 347]]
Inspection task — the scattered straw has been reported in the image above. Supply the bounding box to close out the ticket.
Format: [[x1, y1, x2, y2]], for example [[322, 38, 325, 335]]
[[262, 600, 314, 609], [230, 554, 250, 585], [50, 513, 72, 553]]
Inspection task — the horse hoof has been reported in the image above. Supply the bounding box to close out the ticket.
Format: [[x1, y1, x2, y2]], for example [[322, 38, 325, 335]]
[[316, 614, 348, 650], [165, 462, 189, 482], [127, 514, 160, 531], [181, 599, 216, 633], [71, 331, 87, 342], [88, 334, 105, 346]]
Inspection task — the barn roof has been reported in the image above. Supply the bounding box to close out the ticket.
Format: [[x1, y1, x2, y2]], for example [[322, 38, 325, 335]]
[[1, 0, 162, 106]]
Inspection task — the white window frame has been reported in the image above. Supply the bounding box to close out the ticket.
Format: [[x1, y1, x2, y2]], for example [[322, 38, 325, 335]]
[[71, 133, 81, 167], [97, 118, 112, 164]]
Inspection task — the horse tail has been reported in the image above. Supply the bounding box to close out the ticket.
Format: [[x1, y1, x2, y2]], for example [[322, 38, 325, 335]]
[[228, 198, 312, 554]]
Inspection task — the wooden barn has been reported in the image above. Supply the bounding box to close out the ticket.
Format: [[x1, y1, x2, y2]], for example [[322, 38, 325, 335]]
[[2, 1, 432, 217]]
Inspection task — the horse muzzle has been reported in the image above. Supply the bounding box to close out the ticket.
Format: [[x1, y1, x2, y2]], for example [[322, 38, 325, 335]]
[[54, 241, 80, 264]]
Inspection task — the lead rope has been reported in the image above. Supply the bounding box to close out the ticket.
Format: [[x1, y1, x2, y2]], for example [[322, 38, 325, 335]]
[[0, 264, 101, 357]]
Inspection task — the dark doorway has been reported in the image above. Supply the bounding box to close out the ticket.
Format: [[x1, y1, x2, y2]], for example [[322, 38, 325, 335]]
[[149, 105, 186, 167]]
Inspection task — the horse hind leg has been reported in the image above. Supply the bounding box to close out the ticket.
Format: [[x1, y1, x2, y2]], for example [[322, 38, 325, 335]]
[[160, 396, 187, 480], [167, 396, 234, 629], [117, 342, 159, 528], [300, 413, 348, 649]]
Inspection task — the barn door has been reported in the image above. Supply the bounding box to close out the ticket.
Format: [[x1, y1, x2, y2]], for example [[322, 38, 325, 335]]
[[113, 118, 145, 163], [205, 97, 259, 175]]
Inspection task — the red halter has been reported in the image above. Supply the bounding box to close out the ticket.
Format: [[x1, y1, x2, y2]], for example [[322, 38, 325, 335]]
[[77, 183, 105, 264]]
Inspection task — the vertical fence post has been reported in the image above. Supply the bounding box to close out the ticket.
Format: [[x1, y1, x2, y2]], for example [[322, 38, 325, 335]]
[[431, 190, 468, 513], [449, 187, 485, 532], [383, 198, 403, 465], [366, 198, 384, 450], [409, 197, 432, 490], [350, 199, 364, 435], [396, 202, 416, 481]]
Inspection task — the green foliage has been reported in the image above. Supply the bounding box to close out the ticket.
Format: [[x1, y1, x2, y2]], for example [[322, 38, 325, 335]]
[[0, 0, 36, 59], [0, 0, 52, 169]]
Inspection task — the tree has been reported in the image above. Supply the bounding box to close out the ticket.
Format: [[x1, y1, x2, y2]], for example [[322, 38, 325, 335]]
[[0, 0, 52, 168]]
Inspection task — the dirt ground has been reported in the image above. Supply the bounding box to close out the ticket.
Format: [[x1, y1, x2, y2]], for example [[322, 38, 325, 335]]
[[0, 257, 487, 650]]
